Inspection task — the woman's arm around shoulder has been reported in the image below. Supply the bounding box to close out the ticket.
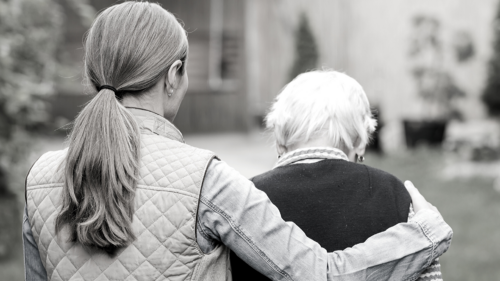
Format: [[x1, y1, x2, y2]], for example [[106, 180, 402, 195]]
[[197, 159, 453, 281], [409, 205, 445, 281]]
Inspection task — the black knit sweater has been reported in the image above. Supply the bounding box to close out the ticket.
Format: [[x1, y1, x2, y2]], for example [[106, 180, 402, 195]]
[[230, 159, 411, 280]]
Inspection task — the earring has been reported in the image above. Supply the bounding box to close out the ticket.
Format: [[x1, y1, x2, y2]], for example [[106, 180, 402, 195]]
[[355, 154, 365, 163], [168, 89, 173, 97]]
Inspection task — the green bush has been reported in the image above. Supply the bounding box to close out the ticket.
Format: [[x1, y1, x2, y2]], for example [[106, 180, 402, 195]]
[[0, 0, 95, 196], [483, 4, 500, 116], [289, 13, 319, 80]]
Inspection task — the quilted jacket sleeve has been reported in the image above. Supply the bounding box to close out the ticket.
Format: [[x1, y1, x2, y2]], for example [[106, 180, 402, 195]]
[[197, 159, 453, 281]]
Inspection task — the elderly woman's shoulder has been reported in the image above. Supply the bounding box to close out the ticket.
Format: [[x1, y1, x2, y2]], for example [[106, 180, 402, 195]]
[[250, 166, 286, 184], [361, 163, 408, 194], [251, 160, 405, 192]]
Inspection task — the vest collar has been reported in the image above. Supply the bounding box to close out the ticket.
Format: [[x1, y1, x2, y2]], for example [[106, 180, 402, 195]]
[[275, 147, 349, 168], [126, 107, 185, 143]]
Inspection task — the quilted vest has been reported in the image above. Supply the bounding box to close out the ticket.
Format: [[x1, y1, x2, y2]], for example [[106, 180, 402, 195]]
[[25, 108, 231, 281]]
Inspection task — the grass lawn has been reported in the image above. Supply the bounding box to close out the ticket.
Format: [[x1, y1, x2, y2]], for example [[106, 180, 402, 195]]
[[1, 135, 499, 281], [365, 148, 500, 281]]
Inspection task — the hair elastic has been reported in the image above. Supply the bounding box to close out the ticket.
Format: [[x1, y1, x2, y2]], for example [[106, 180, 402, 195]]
[[98, 85, 118, 93]]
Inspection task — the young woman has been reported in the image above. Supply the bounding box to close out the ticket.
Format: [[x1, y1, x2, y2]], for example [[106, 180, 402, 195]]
[[231, 70, 444, 280], [23, 2, 452, 280]]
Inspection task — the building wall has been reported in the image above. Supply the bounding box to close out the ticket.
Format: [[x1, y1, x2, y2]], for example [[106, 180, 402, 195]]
[[55, 0, 499, 133], [346, 0, 497, 122], [166, 0, 249, 133], [245, 0, 346, 116], [248, 0, 498, 124], [56, 0, 249, 133]]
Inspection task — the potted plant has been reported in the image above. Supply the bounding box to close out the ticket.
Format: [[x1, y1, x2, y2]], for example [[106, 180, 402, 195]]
[[289, 13, 319, 80], [405, 15, 466, 148]]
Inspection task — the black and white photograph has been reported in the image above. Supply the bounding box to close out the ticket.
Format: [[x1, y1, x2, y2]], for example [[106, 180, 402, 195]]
[[0, 0, 498, 280]]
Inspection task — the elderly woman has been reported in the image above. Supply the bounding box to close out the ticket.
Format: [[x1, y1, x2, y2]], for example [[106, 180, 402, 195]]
[[231, 70, 443, 280]]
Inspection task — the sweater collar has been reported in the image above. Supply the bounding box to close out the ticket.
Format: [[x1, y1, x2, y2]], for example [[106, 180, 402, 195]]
[[126, 107, 185, 143], [275, 147, 349, 169]]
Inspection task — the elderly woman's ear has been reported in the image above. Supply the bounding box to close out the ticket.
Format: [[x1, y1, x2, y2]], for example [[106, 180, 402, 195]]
[[351, 146, 366, 162], [347, 136, 367, 162]]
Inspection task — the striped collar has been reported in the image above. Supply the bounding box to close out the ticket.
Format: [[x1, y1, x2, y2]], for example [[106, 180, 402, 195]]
[[274, 147, 349, 169]]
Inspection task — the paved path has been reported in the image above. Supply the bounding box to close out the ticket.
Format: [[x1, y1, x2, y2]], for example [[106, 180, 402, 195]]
[[185, 132, 277, 178]]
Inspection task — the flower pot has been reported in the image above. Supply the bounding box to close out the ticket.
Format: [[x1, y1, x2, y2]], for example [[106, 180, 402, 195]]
[[403, 120, 447, 148]]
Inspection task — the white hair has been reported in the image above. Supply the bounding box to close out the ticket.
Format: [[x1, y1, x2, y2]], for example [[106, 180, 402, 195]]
[[265, 70, 377, 153]]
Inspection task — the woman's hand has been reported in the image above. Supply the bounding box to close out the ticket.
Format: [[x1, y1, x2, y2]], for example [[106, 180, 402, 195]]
[[404, 180, 442, 216]]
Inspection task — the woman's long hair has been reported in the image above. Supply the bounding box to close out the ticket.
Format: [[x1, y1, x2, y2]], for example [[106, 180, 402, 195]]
[[55, 1, 188, 253]]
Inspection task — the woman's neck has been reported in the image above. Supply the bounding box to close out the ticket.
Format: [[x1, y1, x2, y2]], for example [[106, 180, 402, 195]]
[[121, 93, 164, 117]]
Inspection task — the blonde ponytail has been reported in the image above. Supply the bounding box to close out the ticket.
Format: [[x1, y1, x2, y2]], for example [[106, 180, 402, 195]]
[[56, 1, 188, 253], [56, 88, 140, 253]]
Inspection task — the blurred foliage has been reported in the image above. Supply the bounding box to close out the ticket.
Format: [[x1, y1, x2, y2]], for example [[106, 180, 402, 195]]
[[453, 31, 475, 62], [289, 13, 319, 80], [0, 0, 95, 196], [65, 0, 97, 27], [483, 3, 500, 116]]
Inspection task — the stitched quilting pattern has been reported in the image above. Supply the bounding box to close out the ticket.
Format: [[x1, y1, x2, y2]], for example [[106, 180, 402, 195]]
[[26, 134, 214, 281], [138, 135, 208, 195]]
